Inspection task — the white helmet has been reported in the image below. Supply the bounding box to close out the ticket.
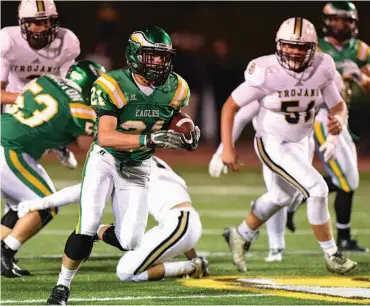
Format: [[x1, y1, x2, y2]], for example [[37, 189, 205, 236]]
[[275, 17, 318, 72], [18, 0, 59, 50]]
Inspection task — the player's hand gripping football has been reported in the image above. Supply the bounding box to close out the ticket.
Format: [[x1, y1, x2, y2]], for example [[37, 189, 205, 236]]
[[327, 114, 344, 135], [180, 126, 201, 151], [54, 147, 78, 169], [222, 148, 243, 172], [319, 134, 338, 163], [209, 153, 228, 178], [147, 130, 183, 149]]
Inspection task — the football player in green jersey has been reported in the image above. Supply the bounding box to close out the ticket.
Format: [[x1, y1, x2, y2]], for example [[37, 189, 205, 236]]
[[312, 2, 369, 252], [0, 60, 106, 278], [47, 26, 200, 305]]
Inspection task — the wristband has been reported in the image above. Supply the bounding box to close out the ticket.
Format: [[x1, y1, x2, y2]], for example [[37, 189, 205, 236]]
[[139, 134, 147, 147]]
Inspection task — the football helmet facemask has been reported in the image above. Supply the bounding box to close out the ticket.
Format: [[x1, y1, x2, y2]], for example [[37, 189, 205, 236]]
[[276, 17, 318, 73], [18, 0, 59, 50], [126, 26, 175, 86]]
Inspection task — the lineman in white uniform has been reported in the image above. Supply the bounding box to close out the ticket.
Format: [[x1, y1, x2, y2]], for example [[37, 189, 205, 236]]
[[0, 0, 80, 277], [220, 17, 356, 274], [18, 156, 208, 281], [0, 0, 80, 168]]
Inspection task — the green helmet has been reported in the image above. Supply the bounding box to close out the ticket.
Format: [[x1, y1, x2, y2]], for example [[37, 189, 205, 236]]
[[322, 2, 359, 41], [66, 60, 106, 102], [125, 26, 175, 86]]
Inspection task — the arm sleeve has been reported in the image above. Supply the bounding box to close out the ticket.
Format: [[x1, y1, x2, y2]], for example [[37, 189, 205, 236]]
[[321, 80, 343, 108], [0, 29, 12, 83], [170, 74, 190, 110], [59, 30, 81, 77], [69, 102, 97, 136], [215, 101, 260, 155], [231, 82, 266, 107]]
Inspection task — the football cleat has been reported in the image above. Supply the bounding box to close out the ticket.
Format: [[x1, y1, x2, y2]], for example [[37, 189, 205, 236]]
[[223, 227, 248, 272], [338, 239, 369, 253], [1, 241, 22, 278], [324, 251, 357, 275], [265, 248, 284, 262], [13, 261, 31, 276], [46, 285, 70, 305], [190, 257, 209, 279]]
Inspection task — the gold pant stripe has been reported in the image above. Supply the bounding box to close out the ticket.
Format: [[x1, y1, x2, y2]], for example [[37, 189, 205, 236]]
[[314, 122, 351, 192], [135, 211, 190, 274], [9, 150, 52, 197], [256, 137, 309, 199]]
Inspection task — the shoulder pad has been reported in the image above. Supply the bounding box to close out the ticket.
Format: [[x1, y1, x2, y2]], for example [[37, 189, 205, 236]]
[[321, 53, 337, 82], [244, 60, 267, 87], [169, 73, 190, 109], [94, 72, 127, 109], [0, 28, 13, 58], [357, 40, 370, 62], [62, 28, 81, 59]]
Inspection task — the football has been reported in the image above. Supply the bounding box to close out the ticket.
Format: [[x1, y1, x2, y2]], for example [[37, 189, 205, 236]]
[[168, 112, 195, 139]]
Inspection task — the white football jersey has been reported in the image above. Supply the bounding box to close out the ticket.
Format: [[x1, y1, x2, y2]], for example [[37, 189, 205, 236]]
[[148, 156, 189, 221], [232, 53, 342, 142], [0, 26, 80, 93]]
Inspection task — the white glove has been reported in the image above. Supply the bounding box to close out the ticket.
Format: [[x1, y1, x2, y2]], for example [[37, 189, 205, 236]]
[[18, 199, 50, 218], [208, 154, 228, 178], [54, 147, 78, 169], [341, 60, 363, 82], [319, 134, 339, 163]]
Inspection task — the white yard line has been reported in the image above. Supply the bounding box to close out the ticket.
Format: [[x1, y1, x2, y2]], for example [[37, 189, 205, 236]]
[[1, 293, 268, 304], [36, 228, 370, 236]]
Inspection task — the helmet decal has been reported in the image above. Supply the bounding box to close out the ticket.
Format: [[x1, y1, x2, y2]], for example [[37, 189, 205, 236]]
[[294, 17, 303, 39]]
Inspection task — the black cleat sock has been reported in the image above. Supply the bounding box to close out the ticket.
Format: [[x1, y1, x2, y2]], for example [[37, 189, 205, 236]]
[[102, 226, 126, 251], [334, 189, 354, 241], [324, 176, 339, 193]]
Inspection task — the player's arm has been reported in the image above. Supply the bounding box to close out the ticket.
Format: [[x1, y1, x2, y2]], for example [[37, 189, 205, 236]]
[[359, 64, 370, 92], [221, 81, 266, 172], [0, 29, 20, 104], [322, 80, 348, 136]]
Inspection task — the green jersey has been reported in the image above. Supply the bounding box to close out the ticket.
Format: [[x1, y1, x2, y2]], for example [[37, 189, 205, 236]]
[[318, 37, 369, 105], [91, 69, 190, 163], [1, 75, 96, 160]]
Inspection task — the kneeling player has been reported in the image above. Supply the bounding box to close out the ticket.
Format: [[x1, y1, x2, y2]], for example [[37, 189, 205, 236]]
[[19, 156, 208, 282]]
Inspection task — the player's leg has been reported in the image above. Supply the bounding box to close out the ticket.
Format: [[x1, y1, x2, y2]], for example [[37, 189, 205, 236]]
[[265, 206, 287, 262], [225, 136, 356, 273], [17, 184, 82, 218], [111, 160, 151, 251], [1, 147, 56, 277], [47, 146, 113, 305], [115, 207, 205, 281], [314, 121, 366, 252]]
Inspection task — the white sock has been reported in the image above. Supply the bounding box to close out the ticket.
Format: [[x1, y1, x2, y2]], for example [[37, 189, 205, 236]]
[[266, 207, 286, 249], [237, 220, 257, 242], [47, 184, 82, 207], [56, 265, 78, 289], [319, 238, 338, 256], [4, 235, 21, 251], [163, 261, 194, 278]]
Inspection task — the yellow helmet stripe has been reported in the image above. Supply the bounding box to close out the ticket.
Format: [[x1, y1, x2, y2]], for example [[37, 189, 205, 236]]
[[294, 17, 303, 38], [36, 0, 45, 12]]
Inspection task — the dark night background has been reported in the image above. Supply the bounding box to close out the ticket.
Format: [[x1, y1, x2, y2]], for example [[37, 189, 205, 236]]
[[1, 1, 370, 150]]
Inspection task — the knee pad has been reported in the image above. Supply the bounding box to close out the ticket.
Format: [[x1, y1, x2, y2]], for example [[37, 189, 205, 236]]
[[38, 207, 58, 228], [252, 194, 283, 221], [64, 231, 95, 261], [309, 177, 328, 198], [306, 196, 330, 225], [1, 209, 19, 229]]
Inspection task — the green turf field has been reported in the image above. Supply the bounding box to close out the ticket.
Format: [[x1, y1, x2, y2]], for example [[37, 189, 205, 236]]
[[2, 162, 370, 305]]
